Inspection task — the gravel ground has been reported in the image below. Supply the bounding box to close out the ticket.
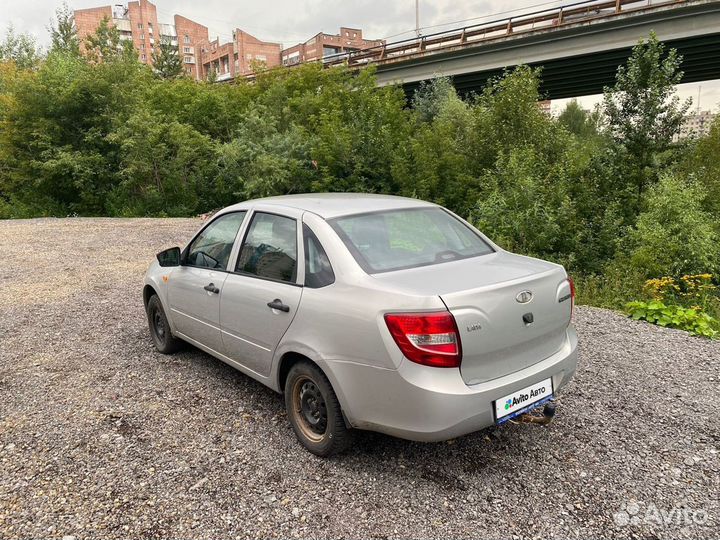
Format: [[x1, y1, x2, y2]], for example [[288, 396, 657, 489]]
[[0, 217, 718, 539]]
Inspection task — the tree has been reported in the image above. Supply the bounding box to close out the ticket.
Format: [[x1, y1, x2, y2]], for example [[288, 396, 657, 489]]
[[397, 79, 474, 214], [84, 17, 135, 63], [474, 66, 561, 161], [1, 39, 152, 216], [621, 174, 719, 278], [472, 147, 577, 264], [48, 2, 80, 56], [602, 32, 691, 209], [0, 24, 41, 69], [152, 36, 183, 79], [412, 76, 458, 123], [558, 99, 599, 138], [108, 107, 215, 216], [675, 115, 720, 218], [214, 108, 314, 204]]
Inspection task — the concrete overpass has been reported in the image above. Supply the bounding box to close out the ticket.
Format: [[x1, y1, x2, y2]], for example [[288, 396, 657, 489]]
[[324, 0, 720, 99]]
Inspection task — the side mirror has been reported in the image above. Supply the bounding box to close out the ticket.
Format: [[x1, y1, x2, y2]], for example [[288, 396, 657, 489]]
[[157, 247, 181, 267]]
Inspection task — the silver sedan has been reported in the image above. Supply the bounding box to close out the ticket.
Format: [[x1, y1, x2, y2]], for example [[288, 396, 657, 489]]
[[144, 194, 578, 456]]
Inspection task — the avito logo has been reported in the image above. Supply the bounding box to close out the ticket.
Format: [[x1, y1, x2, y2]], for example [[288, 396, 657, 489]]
[[505, 387, 547, 411]]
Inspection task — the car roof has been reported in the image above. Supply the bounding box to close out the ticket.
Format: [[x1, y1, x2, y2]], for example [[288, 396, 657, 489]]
[[224, 193, 437, 219]]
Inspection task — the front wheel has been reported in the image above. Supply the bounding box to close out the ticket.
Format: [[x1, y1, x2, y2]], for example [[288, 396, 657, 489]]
[[285, 362, 352, 457], [146, 295, 182, 354]]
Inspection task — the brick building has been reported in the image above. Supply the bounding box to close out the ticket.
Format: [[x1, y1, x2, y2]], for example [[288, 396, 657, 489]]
[[74, 1, 382, 80], [200, 30, 282, 81], [175, 15, 210, 79], [199, 38, 234, 81], [234, 30, 282, 75], [281, 27, 383, 66], [75, 0, 206, 76], [74, 5, 112, 51]]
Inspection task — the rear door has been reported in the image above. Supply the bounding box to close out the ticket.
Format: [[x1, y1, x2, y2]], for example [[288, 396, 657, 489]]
[[167, 211, 247, 352], [220, 208, 304, 377]]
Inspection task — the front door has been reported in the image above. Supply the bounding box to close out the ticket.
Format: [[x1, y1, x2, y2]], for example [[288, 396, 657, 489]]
[[167, 211, 247, 353], [221, 211, 303, 377]]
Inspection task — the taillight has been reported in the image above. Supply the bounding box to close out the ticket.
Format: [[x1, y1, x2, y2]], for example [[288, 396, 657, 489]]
[[568, 276, 575, 318], [384, 311, 462, 368]]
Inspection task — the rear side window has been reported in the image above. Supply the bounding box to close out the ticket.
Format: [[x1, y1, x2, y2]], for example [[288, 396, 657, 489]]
[[330, 207, 493, 274], [303, 224, 335, 288], [236, 212, 297, 283], [186, 211, 246, 270]]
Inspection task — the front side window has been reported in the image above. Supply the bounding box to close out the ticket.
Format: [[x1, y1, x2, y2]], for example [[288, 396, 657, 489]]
[[330, 207, 494, 273], [303, 224, 334, 288], [236, 213, 297, 283], [186, 212, 246, 269]]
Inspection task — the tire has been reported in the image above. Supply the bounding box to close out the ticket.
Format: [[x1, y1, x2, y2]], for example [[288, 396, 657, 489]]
[[146, 295, 182, 354], [285, 361, 352, 457]]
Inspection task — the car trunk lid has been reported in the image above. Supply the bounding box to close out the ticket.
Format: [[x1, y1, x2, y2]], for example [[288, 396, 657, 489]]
[[370, 251, 572, 384], [440, 258, 571, 385]]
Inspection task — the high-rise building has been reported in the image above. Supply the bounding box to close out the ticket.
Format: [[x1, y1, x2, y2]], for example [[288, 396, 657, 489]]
[[75, 0, 205, 75], [75, 5, 113, 49], [677, 110, 716, 139], [174, 15, 210, 79], [74, 1, 383, 81]]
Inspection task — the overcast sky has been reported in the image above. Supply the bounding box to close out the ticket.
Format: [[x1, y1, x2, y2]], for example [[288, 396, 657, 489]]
[[2, 0, 719, 112]]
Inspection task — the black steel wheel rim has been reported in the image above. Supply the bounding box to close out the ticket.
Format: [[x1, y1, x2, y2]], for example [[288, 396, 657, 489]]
[[298, 379, 327, 435], [153, 308, 165, 341]]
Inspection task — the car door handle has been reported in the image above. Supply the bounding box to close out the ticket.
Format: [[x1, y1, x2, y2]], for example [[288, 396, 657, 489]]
[[203, 283, 220, 294], [267, 299, 290, 312]]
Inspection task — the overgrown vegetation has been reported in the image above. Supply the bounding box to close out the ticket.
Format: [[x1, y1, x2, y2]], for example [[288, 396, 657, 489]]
[[626, 274, 719, 337], [626, 301, 717, 338], [1, 18, 719, 336]]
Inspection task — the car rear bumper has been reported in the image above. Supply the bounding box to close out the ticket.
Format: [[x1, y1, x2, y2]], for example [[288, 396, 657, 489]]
[[328, 325, 578, 442]]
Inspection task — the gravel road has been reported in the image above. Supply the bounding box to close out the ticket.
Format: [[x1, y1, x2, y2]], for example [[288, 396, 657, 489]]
[[1, 218, 718, 539]]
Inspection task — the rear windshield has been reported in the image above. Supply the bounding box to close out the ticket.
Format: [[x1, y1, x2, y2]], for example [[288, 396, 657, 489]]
[[329, 207, 494, 274]]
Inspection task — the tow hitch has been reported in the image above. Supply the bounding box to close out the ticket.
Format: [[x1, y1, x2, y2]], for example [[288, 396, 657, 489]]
[[515, 401, 557, 426]]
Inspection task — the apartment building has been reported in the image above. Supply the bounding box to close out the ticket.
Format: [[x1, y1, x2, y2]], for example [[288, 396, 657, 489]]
[[200, 30, 282, 81], [677, 110, 716, 139], [75, 5, 113, 46], [235, 30, 282, 76], [281, 27, 383, 66], [175, 15, 210, 80], [75, 0, 206, 76], [74, 1, 383, 81]]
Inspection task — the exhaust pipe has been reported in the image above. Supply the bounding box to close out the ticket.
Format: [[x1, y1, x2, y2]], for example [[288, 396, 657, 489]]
[[516, 401, 556, 425]]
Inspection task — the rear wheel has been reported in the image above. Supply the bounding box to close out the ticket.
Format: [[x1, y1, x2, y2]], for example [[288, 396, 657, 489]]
[[285, 362, 351, 457], [146, 295, 182, 354]]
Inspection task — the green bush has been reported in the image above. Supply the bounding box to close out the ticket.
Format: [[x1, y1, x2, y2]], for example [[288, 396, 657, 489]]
[[471, 146, 577, 266], [618, 175, 720, 278], [625, 300, 718, 338], [573, 267, 646, 309], [676, 114, 720, 217]]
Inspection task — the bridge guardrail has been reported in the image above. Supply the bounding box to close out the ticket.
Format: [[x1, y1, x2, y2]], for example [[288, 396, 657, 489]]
[[318, 0, 685, 68]]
